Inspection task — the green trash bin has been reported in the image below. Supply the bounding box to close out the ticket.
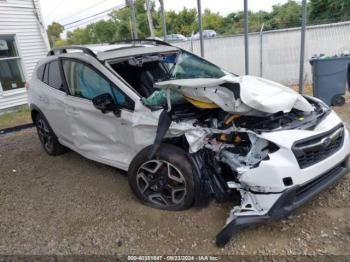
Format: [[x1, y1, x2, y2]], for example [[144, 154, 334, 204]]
[[310, 56, 350, 106]]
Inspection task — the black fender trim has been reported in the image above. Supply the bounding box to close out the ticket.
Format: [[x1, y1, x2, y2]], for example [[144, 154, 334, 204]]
[[29, 104, 44, 122], [29, 104, 59, 139], [149, 110, 172, 159], [189, 149, 232, 207]]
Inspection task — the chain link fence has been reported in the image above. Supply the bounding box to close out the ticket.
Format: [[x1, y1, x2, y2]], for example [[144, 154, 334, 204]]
[[175, 21, 350, 85]]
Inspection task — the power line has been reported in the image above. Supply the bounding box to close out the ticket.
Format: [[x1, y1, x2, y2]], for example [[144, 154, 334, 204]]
[[64, 13, 110, 30], [62, 4, 124, 27], [58, 0, 109, 22], [64, 4, 126, 30]]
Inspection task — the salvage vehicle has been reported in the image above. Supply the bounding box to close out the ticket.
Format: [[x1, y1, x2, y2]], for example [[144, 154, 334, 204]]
[[27, 40, 350, 247]]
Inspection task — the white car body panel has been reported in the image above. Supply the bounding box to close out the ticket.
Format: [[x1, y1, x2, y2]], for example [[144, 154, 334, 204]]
[[28, 72, 71, 143], [63, 95, 137, 170], [241, 111, 349, 191]]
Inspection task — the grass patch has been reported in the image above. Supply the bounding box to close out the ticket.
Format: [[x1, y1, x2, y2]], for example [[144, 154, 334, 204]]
[[0, 105, 32, 130], [290, 84, 313, 96]]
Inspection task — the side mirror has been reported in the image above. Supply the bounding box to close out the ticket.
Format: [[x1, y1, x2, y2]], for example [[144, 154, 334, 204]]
[[92, 93, 121, 117]]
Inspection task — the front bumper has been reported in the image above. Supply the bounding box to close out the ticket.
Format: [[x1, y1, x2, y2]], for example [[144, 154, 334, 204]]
[[216, 155, 349, 247]]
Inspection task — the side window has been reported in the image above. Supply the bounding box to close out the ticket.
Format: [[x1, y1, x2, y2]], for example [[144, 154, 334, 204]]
[[62, 60, 134, 110], [43, 63, 49, 84], [48, 61, 64, 91], [36, 64, 45, 80]]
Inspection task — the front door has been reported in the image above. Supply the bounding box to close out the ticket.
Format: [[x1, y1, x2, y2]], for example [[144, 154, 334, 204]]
[[61, 58, 136, 170]]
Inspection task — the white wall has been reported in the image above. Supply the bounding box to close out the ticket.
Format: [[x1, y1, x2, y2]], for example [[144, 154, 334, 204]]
[[0, 0, 49, 110], [175, 21, 350, 85]]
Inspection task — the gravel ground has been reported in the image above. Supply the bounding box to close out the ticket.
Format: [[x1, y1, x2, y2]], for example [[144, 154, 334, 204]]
[[0, 102, 350, 256]]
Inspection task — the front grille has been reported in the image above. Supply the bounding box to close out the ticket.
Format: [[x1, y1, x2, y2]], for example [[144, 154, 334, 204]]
[[292, 125, 344, 169], [295, 160, 346, 199]]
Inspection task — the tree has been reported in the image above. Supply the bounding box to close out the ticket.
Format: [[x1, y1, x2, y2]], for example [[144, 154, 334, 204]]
[[47, 22, 64, 47], [109, 7, 134, 40], [61, 0, 350, 45], [161, 8, 197, 36], [86, 20, 118, 43], [66, 28, 91, 45], [202, 9, 225, 34], [268, 1, 302, 29], [309, 0, 350, 24], [54, 38, 66, 47], [249, 11, 272, 31], [110, 0, 157, 39]]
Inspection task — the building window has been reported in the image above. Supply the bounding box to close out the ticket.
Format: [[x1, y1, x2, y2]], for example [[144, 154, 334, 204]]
[[0, 35, 25, 92]]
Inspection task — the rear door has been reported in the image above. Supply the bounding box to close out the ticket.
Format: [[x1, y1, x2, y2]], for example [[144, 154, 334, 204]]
[[61, 58, 136, 169], [35, 60, 71, 143]]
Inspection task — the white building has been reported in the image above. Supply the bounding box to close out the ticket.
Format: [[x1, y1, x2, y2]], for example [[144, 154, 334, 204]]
[[0, 0, 49, 110]]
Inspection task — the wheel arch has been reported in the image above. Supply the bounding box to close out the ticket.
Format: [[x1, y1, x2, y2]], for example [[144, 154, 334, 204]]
[[30, 103, 44, 123], [29, 104, 57, 136]]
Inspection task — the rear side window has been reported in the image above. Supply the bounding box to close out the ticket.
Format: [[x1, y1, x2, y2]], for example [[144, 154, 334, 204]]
[[43, 64, 49, 84], [36, 64, 45, 80], [48, 61, 64, 90]]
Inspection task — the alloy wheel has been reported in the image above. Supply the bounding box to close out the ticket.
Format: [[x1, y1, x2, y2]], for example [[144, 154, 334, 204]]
[[36, 118, 54, 152], [136, 160, 187, 207]]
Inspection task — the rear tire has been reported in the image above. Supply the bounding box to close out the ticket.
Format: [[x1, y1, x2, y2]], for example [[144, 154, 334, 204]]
[[35, 113, 66, 156], [128, 144, 195, 211]]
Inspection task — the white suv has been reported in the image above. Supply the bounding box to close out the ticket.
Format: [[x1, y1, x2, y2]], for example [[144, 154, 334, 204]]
[[27, 40, 349, 247]]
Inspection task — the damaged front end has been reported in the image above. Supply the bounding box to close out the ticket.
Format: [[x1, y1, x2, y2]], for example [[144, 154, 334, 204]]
[[146, 74, 335, 247], [110, 49, 341, 247]]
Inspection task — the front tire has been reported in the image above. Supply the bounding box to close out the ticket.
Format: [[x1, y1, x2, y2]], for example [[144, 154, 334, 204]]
[[35, 113, 66, 156], [128, 144, 195, 211]]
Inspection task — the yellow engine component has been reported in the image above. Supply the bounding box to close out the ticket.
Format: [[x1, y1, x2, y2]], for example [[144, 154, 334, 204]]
[[225, 114, 240, 125], [220, 133, 228, 141], [184, 96, 219, 109], [234, 134, 241, 143]]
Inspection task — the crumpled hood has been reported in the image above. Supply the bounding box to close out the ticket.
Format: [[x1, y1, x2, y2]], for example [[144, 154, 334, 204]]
[[155, 75, 313, 114], [238, 75, 313, 113]]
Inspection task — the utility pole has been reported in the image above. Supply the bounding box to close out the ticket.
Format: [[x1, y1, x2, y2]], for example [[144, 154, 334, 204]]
[[197, 0, 204, 57], [259, 23, 264, 77], [129, 18, 134, 39], [159, 0, 167, 41], [126, 0, 138, 39], [145, 0, 155, 37], [50, 36, 56, 48], [244, 0, 249, 75], [299, 0, 307, 94]]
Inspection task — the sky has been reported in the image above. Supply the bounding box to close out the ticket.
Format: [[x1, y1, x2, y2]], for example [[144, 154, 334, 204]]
[[40, 0, 290, 31]]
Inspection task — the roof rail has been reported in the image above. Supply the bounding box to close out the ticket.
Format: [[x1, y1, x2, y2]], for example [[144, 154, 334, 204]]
[[47, 46, 97, 58], [109, 39, 172, 47]]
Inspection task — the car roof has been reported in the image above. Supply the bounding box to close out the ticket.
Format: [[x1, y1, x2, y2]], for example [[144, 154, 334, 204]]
[[97, 45, 179, 61], [47, 43, 180, 62]]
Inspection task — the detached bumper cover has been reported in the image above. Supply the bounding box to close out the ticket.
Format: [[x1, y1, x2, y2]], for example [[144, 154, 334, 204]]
[[216, 155, 349, 247]]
